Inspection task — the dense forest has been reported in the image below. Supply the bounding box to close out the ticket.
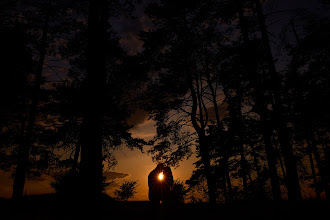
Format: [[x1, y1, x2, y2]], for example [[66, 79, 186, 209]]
[[0, 0, 330, 216]]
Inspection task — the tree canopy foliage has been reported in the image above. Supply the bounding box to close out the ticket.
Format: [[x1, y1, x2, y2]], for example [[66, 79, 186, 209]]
[[0, 0, 329, 207]]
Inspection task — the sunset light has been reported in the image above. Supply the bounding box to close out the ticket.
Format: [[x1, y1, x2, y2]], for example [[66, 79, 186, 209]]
[[1, 1, 329, 220], [158, 172, 164, 180]]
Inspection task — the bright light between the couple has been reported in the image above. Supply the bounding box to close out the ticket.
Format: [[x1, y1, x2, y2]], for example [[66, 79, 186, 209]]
[[158, 172, 164, 180]]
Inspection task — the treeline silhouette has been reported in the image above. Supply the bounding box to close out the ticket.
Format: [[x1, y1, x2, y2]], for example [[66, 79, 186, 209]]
[[0, 0, 146, 205], [0, 0, 329, 212], [140, 0, 330, 205]]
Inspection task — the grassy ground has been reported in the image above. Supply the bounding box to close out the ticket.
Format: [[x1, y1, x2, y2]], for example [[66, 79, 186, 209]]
[[0, 195, 329, 220]]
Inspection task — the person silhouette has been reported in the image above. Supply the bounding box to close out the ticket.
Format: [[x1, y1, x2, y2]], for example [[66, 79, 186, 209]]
[[148, 163, 173, 207]]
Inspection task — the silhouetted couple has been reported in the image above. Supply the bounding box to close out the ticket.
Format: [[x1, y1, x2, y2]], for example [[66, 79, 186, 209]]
[[148, 163, 173, 208]]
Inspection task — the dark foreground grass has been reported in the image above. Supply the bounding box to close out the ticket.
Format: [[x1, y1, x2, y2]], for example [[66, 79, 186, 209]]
[[0, 195, 329, 220]]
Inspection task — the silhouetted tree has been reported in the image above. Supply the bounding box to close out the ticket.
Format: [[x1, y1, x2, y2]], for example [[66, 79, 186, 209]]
[[114, 180, 139, 203], [11, 0, 52, 200], [171, 179, 189, 205], [253, 0, 302, 200], [141, 0, 227, 205], [0, 26, 32, 173], [286, 14, 330, 199], [0, 0, 75, 200], [233, 0, 283, 201], [61, 0, 146, 201]]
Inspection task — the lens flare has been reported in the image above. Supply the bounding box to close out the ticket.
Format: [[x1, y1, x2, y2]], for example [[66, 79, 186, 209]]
[[158, 172, 164, 180]]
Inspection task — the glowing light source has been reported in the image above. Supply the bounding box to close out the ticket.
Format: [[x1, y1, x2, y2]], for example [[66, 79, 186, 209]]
[[158, 172, 164, 180]]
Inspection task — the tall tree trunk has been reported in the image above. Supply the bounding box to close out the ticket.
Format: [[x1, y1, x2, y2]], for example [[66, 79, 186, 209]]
[[239, 141, 248, 199], [251, 145, 265, 199], [259, 101, 282, 201], [12, 2, 51, 200], [322, 143, 330, 200], [254, 0, 301, 200], [309, 128, 327, 199], [305, 118, 320, 199], [294, 17, 326, 199], [189, 81, 216, 206], [199, 133, 217, 205], [307, 138, 320, 199], [236, 89, 249, 200], [80, 0, 107, 200], [204, 63, 233, 203], [226, 87, 249, 200], [71, 136, 81, 173], [184, 10, 215, 205], [236, 1, 282, 201], [224, 154, 233, 201], [278, 153, 287, 185]]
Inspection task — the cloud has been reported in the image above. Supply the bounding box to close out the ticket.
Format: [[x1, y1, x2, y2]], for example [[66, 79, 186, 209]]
[[104, 171, 130, 190], [130, 119, 156, 141], [103, 171, 130, 181], [105, 181, 119, 190], [27, 176, 48, 182], [127, 108, 149, 126]]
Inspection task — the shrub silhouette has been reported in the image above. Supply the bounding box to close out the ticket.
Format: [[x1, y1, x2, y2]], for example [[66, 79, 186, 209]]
[[171, 180, 189, 204], [114, 180, 138, 202]]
